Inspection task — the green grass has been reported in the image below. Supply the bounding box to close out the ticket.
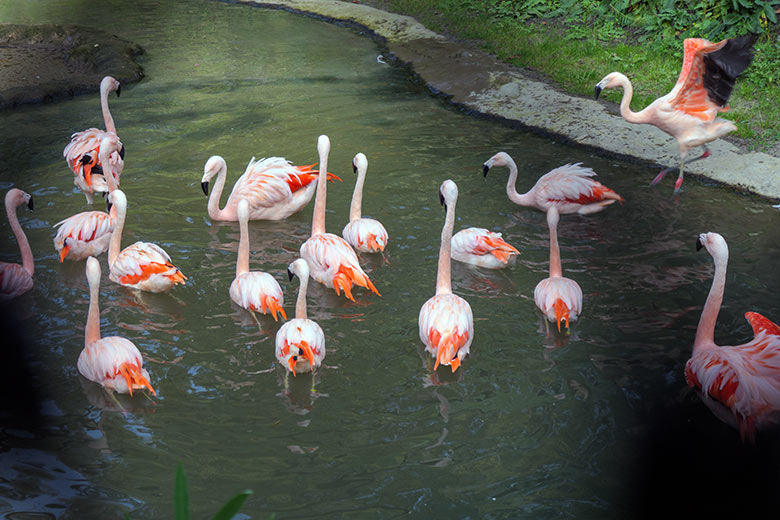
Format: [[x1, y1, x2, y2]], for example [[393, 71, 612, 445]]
[[362, 0, 780, 151]]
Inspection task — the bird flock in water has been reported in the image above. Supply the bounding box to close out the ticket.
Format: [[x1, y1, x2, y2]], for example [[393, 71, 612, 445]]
[[2, 35, 779, 442]]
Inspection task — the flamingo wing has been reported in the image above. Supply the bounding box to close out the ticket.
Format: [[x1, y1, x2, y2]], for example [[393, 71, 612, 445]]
[[0, 263, 34, 300], [537, 163, 623, 206], [301, 233, 379, 300], [342, 218, 388, 252], [745, 312, 780, 338], [230, 272, 286, 320], [110, 241, 186, 291], [78, 336, 155, 395], [452, 228, 518, 263], [275, 318, 326, 374], [419, 294, 474, 372], [63, 129, 123, 188], [53, 210, 114, 261]]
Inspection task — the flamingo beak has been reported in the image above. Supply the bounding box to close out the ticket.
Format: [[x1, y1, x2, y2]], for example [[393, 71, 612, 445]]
[[352, 162, 357, 174], [439, 190, 445, 207], [106, 196, 113, 213], [482, 164, 490, 177], [287, 268, 295, 281], [299, 345, 315, 371], [118, 145, 125, 160], [116, 84, 121, 97], [696, 236, 704, 251], [594, 85, 603, 100], [201, 181, 209, 196], [288, 355, 298, 376], [26, 196, 34, 211]]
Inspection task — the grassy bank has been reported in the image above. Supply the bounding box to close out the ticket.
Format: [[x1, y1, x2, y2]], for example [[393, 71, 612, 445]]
[[361, 0, 780, 152]]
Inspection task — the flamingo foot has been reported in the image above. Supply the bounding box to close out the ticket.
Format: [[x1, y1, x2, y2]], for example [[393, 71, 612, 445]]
[[650, 167, 674, 186], [674, 176, 684, 193]]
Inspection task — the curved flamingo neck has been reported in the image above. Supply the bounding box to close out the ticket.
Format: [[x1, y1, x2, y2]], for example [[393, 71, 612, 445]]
[[612, 73, 647, 124], [547, 211, 562, 278], [694, 247, 728, 351], [85, 273, 101, 347], [311, 147, 329, 237], [236, 213, 250, 277], [349, 164, 366, 223], [436, 200, 456, 295], [6, 196, 33, 276], [207, 162, 232, 220], [100, 83, 116, 134], [295, 273, 309, 320], [503, 154, 534, 206], [108, 199, 125, 266]]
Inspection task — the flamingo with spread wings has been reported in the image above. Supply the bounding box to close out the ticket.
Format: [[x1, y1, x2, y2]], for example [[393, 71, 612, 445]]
[[0, 189, 35, 300], [63, 76, 124, 203], [686, 232, 780, 442], [595, 35, 756, 193], [300, 135, 379, 301], [78, 257, 156, 396], [418, 180, 474, 373], [483, 152, 623, 215], [201, 154, 340, 221], [342, 153, 388, 253], [229, 198, 286, 321]]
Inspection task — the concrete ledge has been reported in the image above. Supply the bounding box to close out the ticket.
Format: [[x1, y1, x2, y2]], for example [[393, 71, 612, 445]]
[[231, 0, 780, 200]]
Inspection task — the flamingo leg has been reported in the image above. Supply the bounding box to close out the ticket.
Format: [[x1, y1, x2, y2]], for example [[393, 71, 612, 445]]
[[651, 147, 711, 192]]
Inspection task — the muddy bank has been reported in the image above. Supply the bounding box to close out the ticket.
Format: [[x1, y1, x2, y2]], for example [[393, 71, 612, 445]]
[[0, 24, 144, 109], [232, 0, 780, 201]]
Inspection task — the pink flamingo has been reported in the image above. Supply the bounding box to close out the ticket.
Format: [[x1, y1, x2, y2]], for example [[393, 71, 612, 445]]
[[342, 153, 388, 253], [685, 232, 780, 441], [300, 135, 379, 301], [78, 256, 156, 396], [229, 198, 286, 321], [63, 76, 124, 204], [595, 35, 756, 193], [451, 227, 519, 269], [54, 135, 121, 262], [534, 206, 583, 332], [275, 258, 326, 376], [418, 179, 474, 372], [106, 189, 186, 292], [200, 154, 340, 221], [0, 188, 34, 300], [483, 152, 623, 215]]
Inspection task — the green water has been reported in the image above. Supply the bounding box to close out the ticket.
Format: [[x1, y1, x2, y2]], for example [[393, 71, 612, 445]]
[[1, 0, 780, 518]]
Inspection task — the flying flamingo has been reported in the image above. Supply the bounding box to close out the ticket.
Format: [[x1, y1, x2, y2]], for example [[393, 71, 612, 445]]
[[595, 35, 756, 193], [685, 232, 780, 441], [275, 258, 326, 376], [78, 256, 156, 396], [418, 179, 474, 372], [0, 188, 35, 300], [342, 153, 388, 253], [483, 152, 623, 215], [200, 154, 340, 221], [451, 227, 519, 269], [106, 189, 186, 292], [300, 135, 379, 301], [534, 206, 583, 333], [63, 76, 124, 204], [229, 198, 286, 321], [54, 135, 121, 262]]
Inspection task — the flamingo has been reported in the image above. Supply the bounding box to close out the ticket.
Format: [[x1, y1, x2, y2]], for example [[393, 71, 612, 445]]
[[78, 256, 156, 396], [595, 35, 756, 193], [451, 227, 519, 269], [300, 135, 379, 301], [229, 198, 286, 321], [341, 153, 388, 253], [106, 189, 186, 292], [200, 154, 340, 221], [0, 188, 34, 300], [418, 179, 474, 372], [483, 152, 623, 215], [54, 135, 122, 262], [534, 206, 583, 332], [275, 258, 326, 376], [63, 76, 124, 204], [685, 232, 780, 441]]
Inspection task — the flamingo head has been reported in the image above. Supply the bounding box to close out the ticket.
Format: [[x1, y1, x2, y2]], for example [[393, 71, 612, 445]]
[[201, 156, 226, 196], [85, 256, 101, 289], [352, 152, 367, 175], [107, 189, 127, 216], [482, 151, 512, 177], [100, 76, 121, 97], [439, 179, 458, 211], [696, 232, 729, 264], [5, 188, 33, 212], [594, 72, 627, 99], [287, 258, 310, 283]]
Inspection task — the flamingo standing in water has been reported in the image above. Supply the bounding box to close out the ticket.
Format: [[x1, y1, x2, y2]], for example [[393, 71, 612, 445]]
[[275, 258, 326, 376], [595, 35, 756, 193], [54, 135, 122, 262], [451, 227, 519, 269], [106, 189, 186, 292], [534, 206, 583, 333], [78, 257, 156, 396], [483, 152, 623, 215], [300, 135, 379, 301], [418, 180, 474, 372], [685, 232, 780, 441], [0, 189, 34, 300], [342, 153, 388, 253], [63, 76, 124, 203], [200, 154, 340, 221], [229, 198, 286, 321]]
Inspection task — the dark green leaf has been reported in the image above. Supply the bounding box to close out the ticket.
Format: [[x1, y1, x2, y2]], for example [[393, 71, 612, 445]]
[[211, 490, 252, 520], [764, 3, 778, 23], [175, 463, 189, 520]]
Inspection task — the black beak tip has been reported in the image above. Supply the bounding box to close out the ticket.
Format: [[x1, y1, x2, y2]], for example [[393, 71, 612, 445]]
[[696, 237, 703, 251], [482, 164, 490, 178], [118, 145, 125, 160], [287, 268, 295, 281], [438, 191, 445, 207], [27, 196, 34, 211], [116, 85, 121, 97], [594, 85, 602, 100], [106, 198, 112, 212], [201, 181, 209, 196], [352, 163, 357, 174]]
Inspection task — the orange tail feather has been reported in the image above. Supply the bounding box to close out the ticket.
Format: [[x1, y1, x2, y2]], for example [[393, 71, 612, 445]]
[[117, 361, 156, 396], [553, 298, 570, 332]]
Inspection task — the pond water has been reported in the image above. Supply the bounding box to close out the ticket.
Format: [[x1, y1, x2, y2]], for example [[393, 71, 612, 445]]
[[2, 0, 780, 518]]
